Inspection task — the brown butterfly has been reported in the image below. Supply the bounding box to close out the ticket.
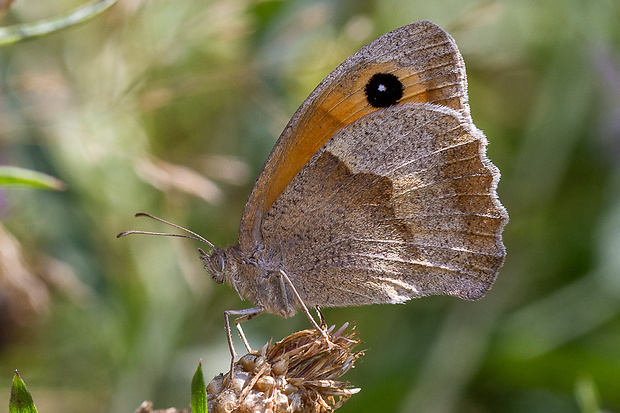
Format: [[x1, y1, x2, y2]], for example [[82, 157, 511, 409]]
[[120, 20, 508, 356]]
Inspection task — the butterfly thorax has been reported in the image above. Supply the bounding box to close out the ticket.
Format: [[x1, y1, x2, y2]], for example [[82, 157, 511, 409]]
[[201, 245, 297, 318]]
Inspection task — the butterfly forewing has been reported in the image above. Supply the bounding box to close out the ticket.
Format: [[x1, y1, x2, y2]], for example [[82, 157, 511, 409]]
[[239, 20, 472, 248]]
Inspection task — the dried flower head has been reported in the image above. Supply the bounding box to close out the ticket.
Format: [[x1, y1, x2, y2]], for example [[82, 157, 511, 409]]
[[207, 322, 363, 413]]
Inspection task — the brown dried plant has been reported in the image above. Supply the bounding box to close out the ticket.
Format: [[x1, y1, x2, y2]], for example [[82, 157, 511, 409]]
[[207, 323, 363, 413]]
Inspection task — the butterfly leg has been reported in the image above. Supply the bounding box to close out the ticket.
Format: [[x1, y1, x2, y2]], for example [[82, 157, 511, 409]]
[[224, 306, 264, 366], [279, 270, 333, 347], [315, 306, 327, 329]]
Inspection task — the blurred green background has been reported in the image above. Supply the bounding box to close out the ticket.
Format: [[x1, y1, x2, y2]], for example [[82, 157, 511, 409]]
[[1, 0, 619, 412]]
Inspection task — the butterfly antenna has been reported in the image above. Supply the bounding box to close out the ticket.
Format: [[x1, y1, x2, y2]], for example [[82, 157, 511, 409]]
[[117, 213, 216, 251]]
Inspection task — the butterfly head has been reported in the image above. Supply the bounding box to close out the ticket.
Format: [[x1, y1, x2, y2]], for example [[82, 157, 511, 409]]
[[200, 245, 249, 302], [200, 247, 227, 284]]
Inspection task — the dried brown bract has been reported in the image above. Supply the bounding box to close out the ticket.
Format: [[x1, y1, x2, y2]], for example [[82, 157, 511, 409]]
[[207, 323, 363, 413]]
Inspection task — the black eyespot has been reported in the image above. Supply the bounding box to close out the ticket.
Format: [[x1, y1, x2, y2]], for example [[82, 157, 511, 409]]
[[364, 73, 404, 108]]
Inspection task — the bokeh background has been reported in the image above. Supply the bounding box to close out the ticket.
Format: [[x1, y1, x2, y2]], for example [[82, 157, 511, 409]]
[[1, 0, 620, 412]]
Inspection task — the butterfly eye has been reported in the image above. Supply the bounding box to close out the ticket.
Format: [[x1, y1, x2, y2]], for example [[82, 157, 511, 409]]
[[364, 72, 404, 108], [213, 253, 225, 272], [204, 251, 226, 284]]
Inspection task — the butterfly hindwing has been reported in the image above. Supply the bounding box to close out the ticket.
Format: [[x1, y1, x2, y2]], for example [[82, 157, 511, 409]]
[[260, 103, 507, 307]]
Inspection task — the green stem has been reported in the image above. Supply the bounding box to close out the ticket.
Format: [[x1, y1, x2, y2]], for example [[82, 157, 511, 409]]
[[0, 0, 117, 45]]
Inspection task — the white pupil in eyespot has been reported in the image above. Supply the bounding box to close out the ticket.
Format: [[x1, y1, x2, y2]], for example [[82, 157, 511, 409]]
[[378, 84, 387, 92]]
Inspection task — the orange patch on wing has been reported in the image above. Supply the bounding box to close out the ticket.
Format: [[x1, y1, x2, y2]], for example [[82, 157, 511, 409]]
[[261, 61, 460, 216]]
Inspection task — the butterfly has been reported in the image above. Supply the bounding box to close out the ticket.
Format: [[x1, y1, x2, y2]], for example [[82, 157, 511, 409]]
[[121, 20, 508, 356]]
